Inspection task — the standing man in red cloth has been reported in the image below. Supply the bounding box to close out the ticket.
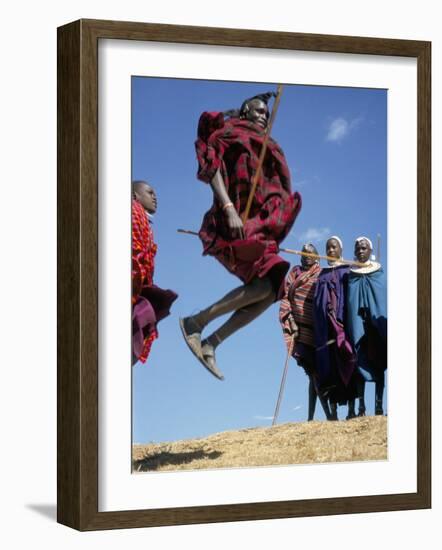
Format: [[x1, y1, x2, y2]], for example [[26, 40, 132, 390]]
[[180, 93, 301, 380], [279, 243, 333, 421], [132, 180, 177, 366]]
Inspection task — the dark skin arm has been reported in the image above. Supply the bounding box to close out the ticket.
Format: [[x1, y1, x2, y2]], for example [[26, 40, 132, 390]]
[[210, 169, 245, 240], [285, 314, 299, 338], [284, 313, 299, 339]]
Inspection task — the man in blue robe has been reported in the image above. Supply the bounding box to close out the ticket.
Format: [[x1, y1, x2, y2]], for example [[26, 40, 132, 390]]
[[347, 237, 387, 416]]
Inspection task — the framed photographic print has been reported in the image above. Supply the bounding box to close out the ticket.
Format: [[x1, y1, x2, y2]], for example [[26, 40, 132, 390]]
[[57, 19, 431, 530]]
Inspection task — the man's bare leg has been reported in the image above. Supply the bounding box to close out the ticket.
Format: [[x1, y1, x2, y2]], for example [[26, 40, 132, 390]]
[[308, 377, 317, 421], [180, 276, 276, 378], [330, 402, 338, 421], [196, 277, 274, 325], [199, 289, 276, 373], [181, 276, 274, 339], [375, 373, 385, 415], [357, 377, 367, 416]]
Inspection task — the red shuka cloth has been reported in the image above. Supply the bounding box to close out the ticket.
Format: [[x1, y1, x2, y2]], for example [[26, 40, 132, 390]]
[[195, 112, 302, 297], [132, 200, 157, 299], [132, 199, 158, 363], [132, 199, 177, 364], [279, 263, 321, 354]]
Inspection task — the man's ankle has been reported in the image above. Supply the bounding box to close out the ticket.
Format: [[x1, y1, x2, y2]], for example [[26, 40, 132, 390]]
[[205, 333, 221, 349]]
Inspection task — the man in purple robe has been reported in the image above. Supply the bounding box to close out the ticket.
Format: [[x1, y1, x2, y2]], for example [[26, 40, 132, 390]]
[[313, 237, 358, 419]]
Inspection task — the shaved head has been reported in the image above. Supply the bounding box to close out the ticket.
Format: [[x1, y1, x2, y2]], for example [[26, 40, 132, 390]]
[[132, 179, 150, 193], [132, 180, 157, 214]]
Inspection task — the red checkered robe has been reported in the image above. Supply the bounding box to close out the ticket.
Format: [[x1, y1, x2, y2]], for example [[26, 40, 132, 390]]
[[279, 263, 321, 357], [132, 199, 158, 363], [196, 112, 302, 297]]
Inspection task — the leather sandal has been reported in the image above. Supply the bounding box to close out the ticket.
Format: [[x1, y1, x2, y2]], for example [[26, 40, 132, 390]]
[[179, 317, 224, 381], [179, 316, 204, 360], [200, 341, 225, 381]]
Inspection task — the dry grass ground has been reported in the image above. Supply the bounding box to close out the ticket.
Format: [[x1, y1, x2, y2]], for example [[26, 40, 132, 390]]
[[132, 415, 387, 472]]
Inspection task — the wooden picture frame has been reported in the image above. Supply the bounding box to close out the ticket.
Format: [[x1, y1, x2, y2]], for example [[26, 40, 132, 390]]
[[57, 18, 431, 531]]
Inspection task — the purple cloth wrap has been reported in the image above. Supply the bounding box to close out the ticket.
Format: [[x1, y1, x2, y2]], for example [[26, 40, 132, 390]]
[[132, 285, 178, 358], [314, 265, 357, 388]]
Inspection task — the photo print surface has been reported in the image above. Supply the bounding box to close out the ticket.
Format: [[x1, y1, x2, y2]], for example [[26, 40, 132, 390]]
[[131, 76, 387, 473]]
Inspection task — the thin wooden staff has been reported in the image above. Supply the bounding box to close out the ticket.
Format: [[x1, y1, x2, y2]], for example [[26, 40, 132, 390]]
[[280, 247, 367, 268], [241, 84, 284, 225], [177, 229, 367, 267], [272, 335, 295, 426]]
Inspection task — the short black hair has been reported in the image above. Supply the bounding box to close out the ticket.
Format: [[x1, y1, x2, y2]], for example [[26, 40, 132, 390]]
[[239, 91, 276, 117]]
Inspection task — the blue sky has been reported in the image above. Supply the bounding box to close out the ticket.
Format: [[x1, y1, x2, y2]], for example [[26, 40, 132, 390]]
[[132, 77, 387, 444]]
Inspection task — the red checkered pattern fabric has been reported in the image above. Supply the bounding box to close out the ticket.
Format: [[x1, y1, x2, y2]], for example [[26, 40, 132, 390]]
[[279, 263, 321, 353], [132, 199, 158, 362], [195, 112, 301, 291]]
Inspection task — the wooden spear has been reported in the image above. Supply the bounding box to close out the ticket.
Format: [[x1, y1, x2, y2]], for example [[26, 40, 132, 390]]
[[241, 84, 284, 225], [176, 229, 368, 267], [272, 335, 295, 426], [280, 247, 367, 268]]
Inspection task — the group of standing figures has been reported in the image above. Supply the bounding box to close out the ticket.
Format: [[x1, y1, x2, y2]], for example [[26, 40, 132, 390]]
[[279, 237, 387, 421], [132, 91, 387, 422]]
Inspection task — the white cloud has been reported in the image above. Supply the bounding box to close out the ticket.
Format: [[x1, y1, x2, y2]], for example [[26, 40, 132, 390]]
[[326, 116, 362, 142], [293, 175, 321, 189], [292, 405, 302, 411], [293, 179, 309, 188], [253, 415, 274, 421], [297, 227, 330, 244]]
